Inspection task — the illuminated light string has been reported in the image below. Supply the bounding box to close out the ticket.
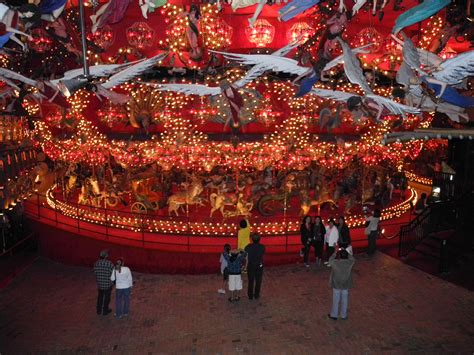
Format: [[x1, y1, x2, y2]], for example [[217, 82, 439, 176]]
[[45, 185, 417, 236], [31, 70, 432, 171], [404, 171, 433, 186]]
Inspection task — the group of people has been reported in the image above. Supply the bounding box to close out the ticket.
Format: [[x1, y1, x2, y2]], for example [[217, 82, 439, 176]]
[[300, 208, 381, 266], [93, 210, 381, 321], [93, 251, 133, 319], [218, 231, 266, 303]]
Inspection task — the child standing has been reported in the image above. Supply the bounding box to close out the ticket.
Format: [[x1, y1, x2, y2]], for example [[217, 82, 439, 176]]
[[218, 244, 231, 294], [224, 249, 246, 302]]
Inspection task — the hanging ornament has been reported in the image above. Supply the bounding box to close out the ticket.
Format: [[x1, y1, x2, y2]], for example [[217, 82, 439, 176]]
[[88, 25, 114, 50], [287, 22, 315, 44], [127, 22, 155, 49], [245, 19, 275, 48], [351, 27, 382, 53]]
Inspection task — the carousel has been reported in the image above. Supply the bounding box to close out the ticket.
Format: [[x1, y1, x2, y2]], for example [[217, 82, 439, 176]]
[[0, 0, 472, 253]]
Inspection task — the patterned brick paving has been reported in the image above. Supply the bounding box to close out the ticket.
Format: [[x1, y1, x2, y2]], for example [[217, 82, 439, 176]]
[[0, 253, 473, 354]]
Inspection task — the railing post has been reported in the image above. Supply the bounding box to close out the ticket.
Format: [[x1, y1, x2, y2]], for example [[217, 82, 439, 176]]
[[54, 200, 58, 226], [77, 204, 80, 232], [187, 214, 191, 252], [104, 205, 108, 240], [141, 215, 145, 247], [36, 192, 40, 218]]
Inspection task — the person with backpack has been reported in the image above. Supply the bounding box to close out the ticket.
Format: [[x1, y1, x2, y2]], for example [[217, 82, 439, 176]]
[[223, 249, 246, 302]]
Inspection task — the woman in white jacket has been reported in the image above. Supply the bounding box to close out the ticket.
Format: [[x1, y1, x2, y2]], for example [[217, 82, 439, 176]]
[[110, 258, 133, 319]]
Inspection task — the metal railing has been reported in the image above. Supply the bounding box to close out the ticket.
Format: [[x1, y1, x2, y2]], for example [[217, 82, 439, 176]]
[[398, 200, 458, 257], [23, 192, 403, 253]]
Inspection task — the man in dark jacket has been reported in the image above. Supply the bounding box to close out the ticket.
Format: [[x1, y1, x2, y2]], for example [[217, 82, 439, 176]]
[[244, 234, 265, 300], [93, 250, 114, 315], [328, 248, 355, 320]]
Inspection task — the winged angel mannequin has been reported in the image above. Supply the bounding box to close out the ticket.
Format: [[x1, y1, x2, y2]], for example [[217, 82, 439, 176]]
[[311, 38, 421, 123], [391, 33, 474, 123], [212, 42, 372, 98], [149, 42, 300, 132], [0, 52, 168, 111]]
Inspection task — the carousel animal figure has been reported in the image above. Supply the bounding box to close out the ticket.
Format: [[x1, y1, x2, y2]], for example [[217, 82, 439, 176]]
[[300, 188, 338, 215], [223, 193, 253, 218], [167, 176, 205, 216], [78, 184, 88, 205], [209, 190, 237, 217], [78, 176, 121, 207], [62, 163, 78, 198]]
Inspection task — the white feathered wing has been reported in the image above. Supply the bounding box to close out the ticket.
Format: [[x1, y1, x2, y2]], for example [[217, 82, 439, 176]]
[[432, 50, 474, 85], [337, 38, 373, 94]]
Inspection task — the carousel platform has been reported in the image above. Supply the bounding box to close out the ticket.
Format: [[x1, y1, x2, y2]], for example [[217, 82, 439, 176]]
[[22, 189, 423, 273]]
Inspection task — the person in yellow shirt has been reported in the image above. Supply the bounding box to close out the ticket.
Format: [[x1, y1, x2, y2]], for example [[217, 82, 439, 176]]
[[237, 219, 251, 250]]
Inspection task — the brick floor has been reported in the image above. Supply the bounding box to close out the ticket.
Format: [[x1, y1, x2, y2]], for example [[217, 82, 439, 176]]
[[0, 253, 473, 353]]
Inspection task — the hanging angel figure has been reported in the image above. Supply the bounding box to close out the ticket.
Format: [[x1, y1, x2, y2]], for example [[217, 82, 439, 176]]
[[391, 33, 474, 122], [90, 0, 131, 33], [311, 38, 420, 123], [146, 65, 264, 134], [278, 0, 321, 22], [351, 0, 389, 20], [33, 0, 67, 22], [139, 0, 167, 19], [52, 52, 168, 105], [0, 3, 41, 51], [322, 10, 348, 58], [0, 67, 72, 109], [184, 4, 202, 62], [392, 0, 451, 34], [214, 41, 371, 98], [229, 0, 267, 28]]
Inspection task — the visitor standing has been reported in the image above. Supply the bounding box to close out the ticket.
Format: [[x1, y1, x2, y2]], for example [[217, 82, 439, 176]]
[[324, 219, 339, 265], [237, 219, 251, 250], [245, 234, 265, 300], [300, 215, 313, 267], [365, 208, 381, 256], [217, 243, 231, 294], [312, 216, 326, 266], [327, 248, 355, 320], [338, 216, 352, 255], [93, 250, 114, 316], [110, 258, 133, 319], [224, 249, 246, 302]]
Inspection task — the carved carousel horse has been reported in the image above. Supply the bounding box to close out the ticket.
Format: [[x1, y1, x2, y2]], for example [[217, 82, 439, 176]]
[[209, 191, 236, 217], [167, 177, 205, 216], [223, 193, 253, 218], [78, 183, 92, 205], [78, 177, 121, 207], [299, 189, 338, 216]]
